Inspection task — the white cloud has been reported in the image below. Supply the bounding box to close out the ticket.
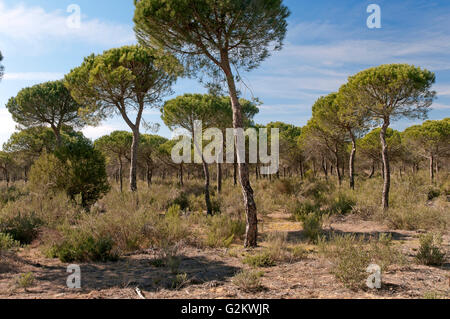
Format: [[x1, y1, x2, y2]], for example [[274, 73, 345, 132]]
[[435, 85, 450, 97], [431, 103, 450, 110], [3, 72, 64, 81], [82, 125, 118, 141], [0, 108, 17, 146], [0, 1, 135, 48]]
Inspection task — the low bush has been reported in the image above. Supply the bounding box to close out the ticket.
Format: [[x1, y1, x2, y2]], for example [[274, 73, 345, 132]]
[[318, 233, 404, 290], [301, 213, 323, 243], [47, 230, 117, 263], [0, 212, 42, 245], [416, 233, 446, 266], [205, 214, 245, 248], [232, 270, 264, 292], [291, 200, 319, 221], [29, 137, 110, 209], [14, 272, 35, 289], [328, 192, 356, 215], [0, 232, 20, 252], [243, 252, 276, 268]]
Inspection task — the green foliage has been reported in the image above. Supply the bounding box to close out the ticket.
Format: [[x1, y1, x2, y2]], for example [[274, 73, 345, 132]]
[[416, 233, 446, 266], [0, 212, 42, 245], [403, 118, 449, 159], [328, 192, 356, 215], [319, 234, 405, 290], [292, 200, 320, 221], [14, 272, 35, 289], [232, 270, 264, 292], [65, 45, 181, 126], [171, 273, 189, 290], [94, 131, 132, 160], [300, 213, 323, 243], [47, 231, 117, 263], [243, 252, 276, 268], [0, 233, 20, 251], [29, 137, 110, 208], [134, 0, 290, 78], [205, 214, 246, 248], [0, 186, 27, 205], [171, 193, 190, 211], [343, 64, 436, 123], [5, 80, 85, 141]]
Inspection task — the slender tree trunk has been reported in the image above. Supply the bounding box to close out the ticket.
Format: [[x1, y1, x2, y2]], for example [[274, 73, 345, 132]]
[[380, 123, 390, 210], [349, 133, 357, 190], [300, 161, 304, 180], [130, 129, 140, 192], [321, 157, 328, 180], [217, 162, 222, 193], [202, 159, 213, 215], [223, 60, 258, 248], [369, 160, 375, 179], [233, 161, 238, 186], [118, 156, 123, 193], [180, 164, 184, 186], [146, 163, 153, 188], [435, 158, 439, 182], [429, 154, 435, 184], [51, 125, 62, 147], [335, 147, 342, 186]]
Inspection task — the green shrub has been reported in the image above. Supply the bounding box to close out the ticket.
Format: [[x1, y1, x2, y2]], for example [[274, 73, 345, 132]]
[[0, 186, 27, 205], [205, 214, 245, 248], [29, 137, 110, 208], [301, 180, 331, 203], [171, 272, 189, 290], [14, 272, 35, 289], [243, 252, 276, 268], [47, 230, 117, 263], [301, 213, 323, 243], [427, 187, 441, 201], [171, 193, 189, 211], [232, 270, 264, 292], [292, 200, 319, 221], [328, 192, 356, 215], [0, 212, 42, 245], [384, 205, 447, 231], [318, 233, 405, 290], [416, 233, 445, 266], [0, 232, 20, 251]]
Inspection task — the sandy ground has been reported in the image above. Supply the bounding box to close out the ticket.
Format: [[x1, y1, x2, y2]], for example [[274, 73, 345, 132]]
[[0, 212, 449, 299]]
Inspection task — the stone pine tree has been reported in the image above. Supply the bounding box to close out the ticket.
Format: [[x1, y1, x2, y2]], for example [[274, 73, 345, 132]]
[[6, 80, 85, 146], [309, 93, 348, 186], [403, 118, 449, 184], [161, 94, 221, 216], [94, 131, 133, 193], [134, 0, 290, 247], [336, 86, 370, 190], [65, 45, 181, 192], [343, 64, 436, 209]]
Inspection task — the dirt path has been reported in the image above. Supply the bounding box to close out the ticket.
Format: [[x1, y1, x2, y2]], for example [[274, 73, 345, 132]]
[[0, 212, 449, 299]]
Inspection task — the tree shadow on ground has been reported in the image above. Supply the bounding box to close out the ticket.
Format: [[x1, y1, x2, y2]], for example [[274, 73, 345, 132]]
[[35, 254, 240, 293], [285, 229, 412, 243]]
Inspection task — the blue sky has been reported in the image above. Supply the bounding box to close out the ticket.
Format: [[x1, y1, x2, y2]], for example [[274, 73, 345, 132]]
[[0, 0, 449, 146]]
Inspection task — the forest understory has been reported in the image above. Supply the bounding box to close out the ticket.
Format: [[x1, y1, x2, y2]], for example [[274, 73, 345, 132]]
[[1, 174, 448, 299]]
